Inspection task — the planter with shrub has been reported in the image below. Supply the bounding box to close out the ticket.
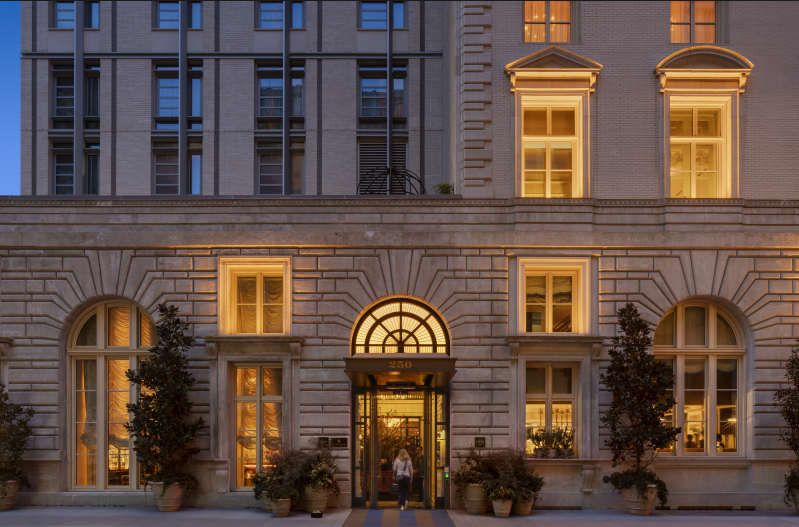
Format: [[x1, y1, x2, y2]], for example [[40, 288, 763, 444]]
[[253, 471, 297, 517], [302, 459, 339, 513], [774, 341, 799, 512], [600, 303, 680, 516], [125, 304, 205, 512], [528, 428, 574, 459], [452, 448, 490, 514], [0, 383, 34, 512]]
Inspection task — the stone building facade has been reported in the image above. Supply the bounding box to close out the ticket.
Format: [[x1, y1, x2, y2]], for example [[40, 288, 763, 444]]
[[6, 0, 799, 511]]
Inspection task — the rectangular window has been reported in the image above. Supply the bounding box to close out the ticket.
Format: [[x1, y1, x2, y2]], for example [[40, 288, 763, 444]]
[[525, 366, 575, 456], [56, 76, 75, 117], [524, 1, 571, 43], [522, 107, 575, 198], [259, 78, 283, 119], [157, 77, 179, 117], [190, 78, 202, 117], [671, 1, 715, 44], [85, 1, 99, 28], [291, 77, 303, 117], [525, 273, 573, 333], [154, 153, 179, 195], [669, 106, 723, 198], [54, 1, 75, 28], [189, 1, 202, 29], [86, 76, 99, 117], [233, 273, 285, 334], [359, 65, 406, 130], [86, 152, 99, 195], [189, 153, 201, 195], [157, 1, 180, 29], [55, 153, 74, 195], [361, 2, 387, 29], [656, 355, 739, 456], [259, 2, 283, 29], [291, 1, 304, 29], [259, 151, 282, 195], [234, 365, 283, 488]]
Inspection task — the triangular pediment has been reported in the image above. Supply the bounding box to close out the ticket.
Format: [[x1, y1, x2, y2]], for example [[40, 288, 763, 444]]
[[505, 46, 602, 73]]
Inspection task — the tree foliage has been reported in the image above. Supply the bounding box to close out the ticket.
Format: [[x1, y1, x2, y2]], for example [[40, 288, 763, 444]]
[[599, 303, 680, 505], [0, 383, 34, 498], [125, 303, 205, 493], [774, 344, 799, 504]]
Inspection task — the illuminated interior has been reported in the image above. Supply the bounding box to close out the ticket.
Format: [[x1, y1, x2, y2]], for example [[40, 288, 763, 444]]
[[352, 299, 448, 355]]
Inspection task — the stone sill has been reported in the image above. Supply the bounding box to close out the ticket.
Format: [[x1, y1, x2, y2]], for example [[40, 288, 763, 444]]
[[507, 335, 605, 345], [654, 458, 753, 468], [204, 335, 304, 345]]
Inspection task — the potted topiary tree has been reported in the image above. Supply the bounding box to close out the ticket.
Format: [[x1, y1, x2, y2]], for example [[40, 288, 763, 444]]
[[600, 303, 680, 516], [0, 383, 34, 511], [302, 458, 339, 513], [774, 342, 799, 512], [125, 303, 205, 512], [483, 476, 516, 518]]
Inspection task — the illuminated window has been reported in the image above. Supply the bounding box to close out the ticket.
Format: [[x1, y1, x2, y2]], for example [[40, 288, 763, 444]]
[[671, 1, 715, 44], [219, 257, 291, 335], [525, 366, 575, 455], [524, 1, 571, 43], [669, 101, 727, 198], [351, 298, 449, 354], [525, 272, 575, 333], [233, 364, 283, 488], [521, 105, 577, 198], [654, 302, 742, 456], [69, 301, 157, 490]]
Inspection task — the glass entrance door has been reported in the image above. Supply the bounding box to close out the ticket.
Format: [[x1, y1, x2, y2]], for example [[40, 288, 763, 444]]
[[353, 389, 448, 509]]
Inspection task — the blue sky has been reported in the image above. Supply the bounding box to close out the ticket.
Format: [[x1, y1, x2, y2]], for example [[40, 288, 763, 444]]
[[0, 2, 20, 195]]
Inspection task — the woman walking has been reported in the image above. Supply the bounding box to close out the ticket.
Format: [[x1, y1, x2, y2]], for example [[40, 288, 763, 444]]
[[393, 448, 413, 510]]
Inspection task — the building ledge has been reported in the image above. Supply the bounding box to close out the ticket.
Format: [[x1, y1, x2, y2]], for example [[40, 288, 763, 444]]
[[203, 335, 304, 359]]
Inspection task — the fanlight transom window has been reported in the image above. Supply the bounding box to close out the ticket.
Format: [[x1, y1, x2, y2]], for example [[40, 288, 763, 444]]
[[352, 298, 449, 355], [654, 302, 740, 349]]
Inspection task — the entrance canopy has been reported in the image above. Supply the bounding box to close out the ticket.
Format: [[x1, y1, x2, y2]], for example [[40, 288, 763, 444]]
[[344, 353, 457, 388]]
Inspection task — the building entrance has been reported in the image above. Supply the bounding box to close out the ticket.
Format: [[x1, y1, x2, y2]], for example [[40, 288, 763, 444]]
[[352, 388, 449, 509]]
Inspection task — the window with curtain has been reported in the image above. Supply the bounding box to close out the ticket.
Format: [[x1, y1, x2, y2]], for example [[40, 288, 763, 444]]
[[525, 366, 575, 455], [234, 273, 285, 334], [234, 365, 283, 488], [70, 301, 158, 490], [669, 104, 724, 198], [671, 1, 715, 44], [524, 1, 571, 43], [654, 302, 742, 456], [525, 272, 574, 333]]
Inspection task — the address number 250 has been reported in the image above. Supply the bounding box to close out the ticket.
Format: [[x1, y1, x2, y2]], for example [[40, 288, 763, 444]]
[[389, 360, 412, 369]]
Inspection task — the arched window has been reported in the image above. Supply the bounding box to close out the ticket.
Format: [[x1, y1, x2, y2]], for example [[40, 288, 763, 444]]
[[68, 300, 157, 491], [351, 298, 449, 355], [653, 301, 743, 457]]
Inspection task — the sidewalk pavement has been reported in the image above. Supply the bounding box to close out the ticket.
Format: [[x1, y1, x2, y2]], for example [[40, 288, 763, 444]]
[[446, 509, 799, 527], [0, 506, 352, 527]]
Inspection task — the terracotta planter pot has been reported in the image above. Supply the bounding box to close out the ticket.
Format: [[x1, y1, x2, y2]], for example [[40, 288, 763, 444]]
[[327, 491, 339, 509], [302, 486, 329, 513], [0, 481, 18, 512], [492, 499, 513, 518], [464, 483, 488, 514], [261, 495, 272, 512], [149, 482, 184, 512], [270, 498, 292, 517], [622, 485, 657, 516], [511, 494, 536, 515]]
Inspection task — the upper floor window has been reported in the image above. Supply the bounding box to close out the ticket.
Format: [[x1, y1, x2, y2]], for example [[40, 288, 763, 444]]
[[54, 71, 75, 131], [517, 257, 590, 335], [85, 2, 99, 28], [259, 2, 283, 29], [54, 1, 75, 28], [358, 65, 406, 130], [524, 1, 571, 43], [189, 1, 202, 29], [157, 1, 179, 29], [86, 66, 100, 130], [219, 258, 291, 336], [86, 144, 99, 195], [671, 1, 715, 43], [360, 1, 406, 29], [154, 66, 179, 131], [522, 106, 576, 198], [189, 65, 203, 129], [291, 1, 304, 29], [69, 301, 157, 491], [669, 103, 725, 198], [53, 142, 74, 195], [654, 302, 743, 457]]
